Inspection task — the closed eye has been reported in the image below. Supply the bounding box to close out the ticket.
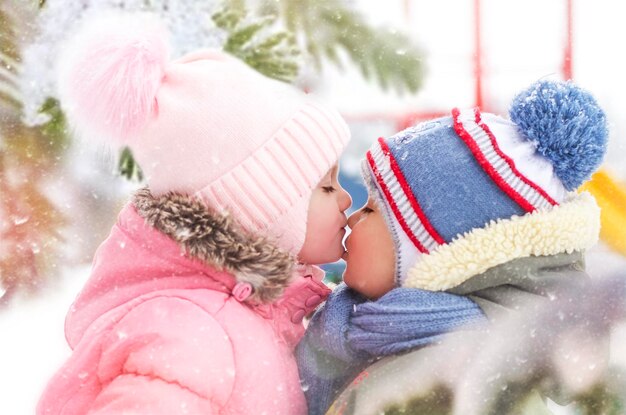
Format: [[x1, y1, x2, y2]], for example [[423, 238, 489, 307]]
[[362, 207, 374, 214], [322, 186, 336, 193]]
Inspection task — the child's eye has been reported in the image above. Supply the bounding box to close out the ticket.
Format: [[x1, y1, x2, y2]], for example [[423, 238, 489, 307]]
[[322, 186, 336, 193], [362, 207, 374, 214]]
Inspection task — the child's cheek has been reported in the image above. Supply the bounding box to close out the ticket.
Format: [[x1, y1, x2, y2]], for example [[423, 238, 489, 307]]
[[315, 214, 339, 241]]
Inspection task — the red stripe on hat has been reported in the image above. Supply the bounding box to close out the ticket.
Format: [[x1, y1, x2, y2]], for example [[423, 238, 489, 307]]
[[452, 108, 536, 213], [377, 138, 446, 245], [473, 109, 558, 206], [366, 149, 430, 254]]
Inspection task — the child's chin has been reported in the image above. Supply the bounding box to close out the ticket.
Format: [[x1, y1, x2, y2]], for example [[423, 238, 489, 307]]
[[341, 267, 354, 287], [324, 243, 346, 263], [325, 251, 344, 263], [312, 249, 343, 265]]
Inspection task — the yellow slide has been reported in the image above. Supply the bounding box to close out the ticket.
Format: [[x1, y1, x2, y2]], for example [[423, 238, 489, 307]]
[[581, 170, 626, 256]]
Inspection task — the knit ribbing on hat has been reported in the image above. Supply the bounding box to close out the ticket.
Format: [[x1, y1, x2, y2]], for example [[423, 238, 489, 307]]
[[365, 137, 445, 254], [361, 161, 422, 286], [452, 108, 563, 211], [196, 101, 350, 251]]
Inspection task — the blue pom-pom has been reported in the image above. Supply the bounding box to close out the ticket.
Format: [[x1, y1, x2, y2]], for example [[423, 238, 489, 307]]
[[509, 80, 608, 190]]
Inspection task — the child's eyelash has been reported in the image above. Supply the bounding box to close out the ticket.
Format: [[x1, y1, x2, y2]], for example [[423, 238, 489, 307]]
[[322, 186, 336, 193], [362, 207, 374, 214]]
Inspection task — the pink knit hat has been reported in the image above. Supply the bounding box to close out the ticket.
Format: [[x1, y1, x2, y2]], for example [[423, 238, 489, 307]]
[[57, 12, 350, 253]]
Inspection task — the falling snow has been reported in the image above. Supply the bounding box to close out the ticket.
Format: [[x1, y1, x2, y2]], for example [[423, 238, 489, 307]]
[[3, 1, 626, 414], [19, 0, 226, 127]]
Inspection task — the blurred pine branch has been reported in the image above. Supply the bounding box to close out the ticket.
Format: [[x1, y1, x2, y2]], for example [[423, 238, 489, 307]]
[[572, 377, 626, 415], [0, 7, 22, 110], [0, 3, 67, 305], [385, 384, 453, 415], [258, 0, 424, 93], [367, 277, 626, 415], [212, 4, 301, 83]]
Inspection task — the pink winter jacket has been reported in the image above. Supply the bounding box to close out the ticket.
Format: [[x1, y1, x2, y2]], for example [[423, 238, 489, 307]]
[[37, 189, 330, 415]]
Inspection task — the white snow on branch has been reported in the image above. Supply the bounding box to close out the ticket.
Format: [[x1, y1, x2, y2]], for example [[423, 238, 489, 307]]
[[19, 0, 226, 127]]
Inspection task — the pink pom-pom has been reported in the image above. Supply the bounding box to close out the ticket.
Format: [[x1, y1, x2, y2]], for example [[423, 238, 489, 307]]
[[57, 12, 169, 143]]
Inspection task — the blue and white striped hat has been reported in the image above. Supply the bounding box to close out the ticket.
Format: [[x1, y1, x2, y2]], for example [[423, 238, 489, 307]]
[[363, 80, 608, 284]]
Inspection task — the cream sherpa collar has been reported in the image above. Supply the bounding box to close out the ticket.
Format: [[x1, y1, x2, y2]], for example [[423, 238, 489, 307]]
[[404, 192, 600, 291]]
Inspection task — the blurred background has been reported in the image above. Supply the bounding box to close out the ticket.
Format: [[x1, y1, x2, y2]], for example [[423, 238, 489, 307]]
[[1, 0, 626, 413]]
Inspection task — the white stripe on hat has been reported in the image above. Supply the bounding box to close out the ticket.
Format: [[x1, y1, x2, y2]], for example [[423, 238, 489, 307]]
[[453, 108, 562, 212], [367, 139, 443, 253]]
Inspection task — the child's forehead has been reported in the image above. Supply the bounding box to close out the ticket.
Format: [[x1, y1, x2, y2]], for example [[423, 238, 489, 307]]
[[366, 194, 382, 208], [319, 164, 338, 183], [324, 164, 339, 181]]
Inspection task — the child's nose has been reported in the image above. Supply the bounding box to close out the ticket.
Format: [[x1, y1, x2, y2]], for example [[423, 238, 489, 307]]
[[338, 188, 352, 212]]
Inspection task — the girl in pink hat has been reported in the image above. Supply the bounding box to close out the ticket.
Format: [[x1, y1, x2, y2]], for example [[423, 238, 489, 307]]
[[37, 12, 351, 415]]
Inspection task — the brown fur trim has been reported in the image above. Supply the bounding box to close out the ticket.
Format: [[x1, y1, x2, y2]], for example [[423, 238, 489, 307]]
[[133, 188, 294, 303]]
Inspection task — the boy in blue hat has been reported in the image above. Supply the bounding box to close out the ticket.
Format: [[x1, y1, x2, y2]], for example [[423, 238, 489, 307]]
[[297, 80, 608, 415]]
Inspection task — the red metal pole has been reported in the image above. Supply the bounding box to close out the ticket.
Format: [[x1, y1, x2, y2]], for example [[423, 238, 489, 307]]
[[403, 0, 411, 22], [474, 0, 484, 109], [563, 0, 573, 80]]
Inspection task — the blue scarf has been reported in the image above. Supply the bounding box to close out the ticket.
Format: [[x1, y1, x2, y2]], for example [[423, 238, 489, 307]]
[[296, 283, 487, 415]]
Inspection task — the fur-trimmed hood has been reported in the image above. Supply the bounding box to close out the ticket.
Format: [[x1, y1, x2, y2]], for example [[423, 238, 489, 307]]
[[46, 192, 330, 415], [64, 189, 327, 348], [133, 188, 295, 303], [404, 192, 600, 292]]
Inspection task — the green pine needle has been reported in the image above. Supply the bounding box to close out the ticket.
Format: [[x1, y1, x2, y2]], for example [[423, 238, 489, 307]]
[[263, 0, 424, 94], [38, 98, 69, 152], [118, 147, 144, 182], [213, 3, 301, 83]]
